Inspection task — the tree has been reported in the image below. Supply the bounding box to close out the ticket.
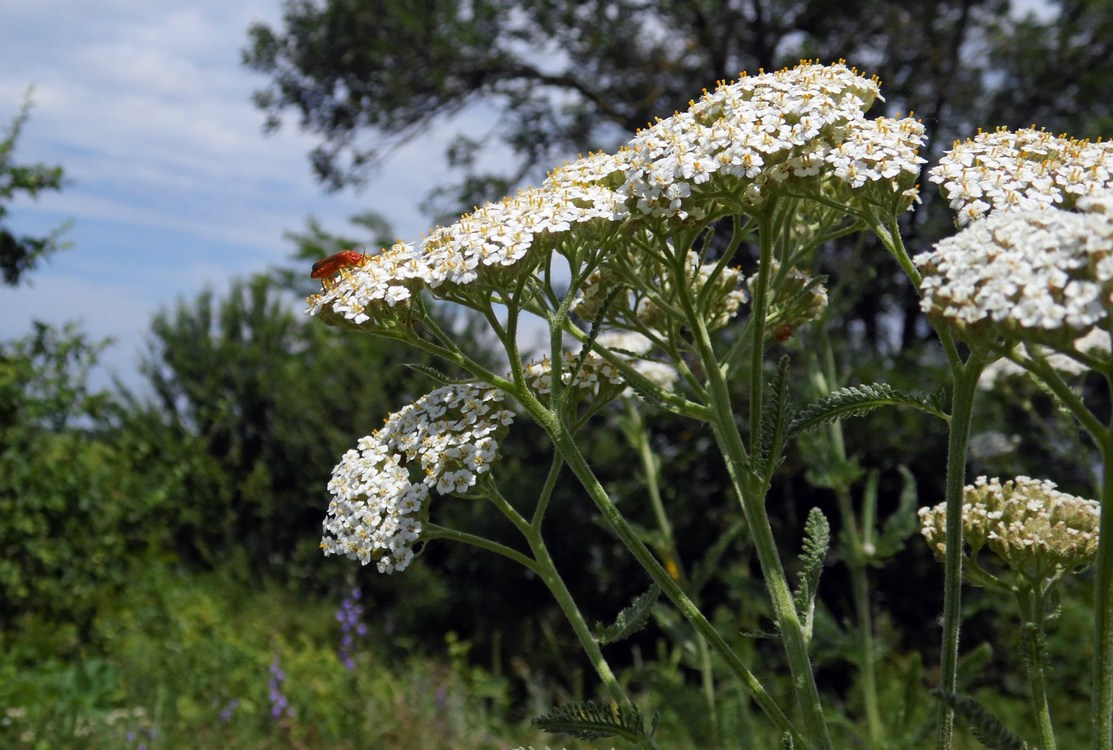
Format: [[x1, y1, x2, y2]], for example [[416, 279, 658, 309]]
[[1, 92, 67, 286], [243, 0, 1113, 353], [127, 273, 457, 583], [0, 323, 143, 637], [243, 0, 1113, 206]]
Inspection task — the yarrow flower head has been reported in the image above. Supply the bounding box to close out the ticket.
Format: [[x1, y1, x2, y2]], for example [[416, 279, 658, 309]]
[[521, 350, 627, 400], [929, 128, 1113, 226], [306, 150, 629, 331], [919, 475, 1100, 587], [915, 205, 1113, 347], [617, 60, 926, 220], [321, 383, 515, 574]]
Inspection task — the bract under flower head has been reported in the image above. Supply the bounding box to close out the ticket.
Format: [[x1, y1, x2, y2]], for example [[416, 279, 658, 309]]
[[930, 128, 1113, 226], [915, 207, 1113, 346], [321, 383, 514, 573], [618, 61, 926, 219], [919, 476, 1100, 583], [979, 328, 1112, 390]]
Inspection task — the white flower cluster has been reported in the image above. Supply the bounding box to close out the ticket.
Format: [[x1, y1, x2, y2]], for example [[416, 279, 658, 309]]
[[618, 61, 925, 218], [306, 150, 628, 326], [929, 128, 1113, 226], [915, 207, 1113, 342], [321, 383, 514, 573], [308, 63, 926, 332], [919, 475, 1100, 575], [521, 350, 627, 397]]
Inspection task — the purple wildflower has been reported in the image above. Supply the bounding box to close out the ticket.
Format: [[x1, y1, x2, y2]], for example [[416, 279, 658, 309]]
[[336, 588, 368, 671]]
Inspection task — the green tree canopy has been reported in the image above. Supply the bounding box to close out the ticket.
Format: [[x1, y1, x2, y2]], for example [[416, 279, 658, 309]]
[[243, 0, 1113, 206], [1, 93, 67, 286]]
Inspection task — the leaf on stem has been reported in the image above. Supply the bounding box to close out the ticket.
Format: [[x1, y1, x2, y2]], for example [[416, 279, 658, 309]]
[[755, 356, 792, 483], [789, 383, 948, 436], [793, 507, 830, 642], [872, 464, 920, 561], [596, 584, 661, 645], [930, 689, 1029, 750], [532, 700, 657, 742]]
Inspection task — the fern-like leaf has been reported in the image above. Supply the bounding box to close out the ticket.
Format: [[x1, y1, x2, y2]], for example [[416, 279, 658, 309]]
[[932, 690, 1028, 750], [596, 585, 661, 645], [789, 383, 948, 435], [568, 286, 621, 380], [532, 700, 652, 742], [873, 465, 920, 560], [755, 356, 792, 482], [793, 507, 830, 641]]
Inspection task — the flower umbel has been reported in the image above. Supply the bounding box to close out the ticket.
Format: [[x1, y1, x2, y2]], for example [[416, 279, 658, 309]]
[[919, 475, 1100, 588], [618, 61, 925, 219], [321, 383, 515, 574], [915, 206, 1113, 347], [929, 127, 1113, 226]]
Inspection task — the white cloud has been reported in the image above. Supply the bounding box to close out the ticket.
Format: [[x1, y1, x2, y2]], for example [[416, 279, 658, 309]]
[[0, 0, 456, 391]]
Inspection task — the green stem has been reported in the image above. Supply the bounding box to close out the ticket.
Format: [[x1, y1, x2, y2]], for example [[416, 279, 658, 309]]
[[814, 333, 884, 747], [1016, 589, 1057, 750], [1093, 436, 1113, 750], [1014, 352, 1112, 750], [835, 483, 885, 748], [680, 214, 832, 750], [540, 415, 805, 746], [935, 355, 984, 750], [482, 483, 631, 710], [624, 400, 721, 745], [703, 374, 832, 750]]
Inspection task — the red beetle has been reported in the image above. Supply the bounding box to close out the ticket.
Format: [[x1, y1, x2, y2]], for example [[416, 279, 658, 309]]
[[311, 250, 364, 282]]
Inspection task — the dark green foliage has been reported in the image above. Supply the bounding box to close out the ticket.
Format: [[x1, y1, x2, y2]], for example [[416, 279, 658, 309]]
[[596, 585, 661, 645], [0, 323, 146, 634], [932, 690, 1029, 750], [0, 93, 67, 286], [124, 274, 437, 584], [790, 383, 948, 436], [532, 699, 654, 742]]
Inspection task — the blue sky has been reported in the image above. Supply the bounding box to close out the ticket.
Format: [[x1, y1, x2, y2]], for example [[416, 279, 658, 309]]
[[1, 0, 457, 389]]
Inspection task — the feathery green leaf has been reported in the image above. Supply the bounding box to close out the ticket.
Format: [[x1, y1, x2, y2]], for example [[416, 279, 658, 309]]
[[532, 700, 652, 742], [789, 382, 948, 435], [932, 690, 1029, 750], [596, 585, 661, 645]]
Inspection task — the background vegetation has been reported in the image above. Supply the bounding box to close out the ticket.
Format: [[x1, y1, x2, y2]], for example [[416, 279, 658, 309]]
[[3, 0, 1112, 746]]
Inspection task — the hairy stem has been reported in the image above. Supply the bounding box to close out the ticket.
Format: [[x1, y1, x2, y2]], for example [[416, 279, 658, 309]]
[[934, 357, 983, 750]]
